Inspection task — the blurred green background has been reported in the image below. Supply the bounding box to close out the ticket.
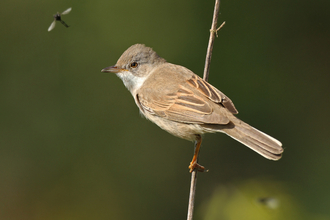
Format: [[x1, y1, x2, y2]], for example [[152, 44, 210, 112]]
[[1, 0, 330, 219]]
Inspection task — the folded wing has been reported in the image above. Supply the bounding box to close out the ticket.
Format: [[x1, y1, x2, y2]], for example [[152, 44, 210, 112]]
[[137, 74, 236, 125]]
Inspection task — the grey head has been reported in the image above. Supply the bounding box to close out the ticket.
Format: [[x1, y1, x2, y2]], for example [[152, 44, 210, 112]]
[[101, 44, 166, 93], [117, 44, 166, 71]]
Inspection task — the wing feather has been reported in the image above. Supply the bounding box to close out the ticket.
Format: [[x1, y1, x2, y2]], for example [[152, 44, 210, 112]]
[[187, 75, 238, 114], [137, 84, 229, 124], [136, 65, 236, 125]]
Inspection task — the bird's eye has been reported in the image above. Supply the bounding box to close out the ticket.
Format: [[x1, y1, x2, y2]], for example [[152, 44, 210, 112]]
[[130, 62, 138, 68]]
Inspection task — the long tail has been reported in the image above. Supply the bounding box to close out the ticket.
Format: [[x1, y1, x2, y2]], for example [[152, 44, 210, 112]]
[[202, 117, 283, 160]]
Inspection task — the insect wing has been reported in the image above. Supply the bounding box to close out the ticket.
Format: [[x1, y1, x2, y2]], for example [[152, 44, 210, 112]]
[[61, 7, 72, 15], [48, 20, 56, 31]]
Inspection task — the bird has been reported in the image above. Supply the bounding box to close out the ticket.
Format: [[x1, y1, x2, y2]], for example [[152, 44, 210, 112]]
[[48, 7, 72, 32], [101, 44, 283, 172]]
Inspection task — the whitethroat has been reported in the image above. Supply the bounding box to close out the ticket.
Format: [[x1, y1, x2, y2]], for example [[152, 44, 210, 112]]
[[101, 44, 283, 172]]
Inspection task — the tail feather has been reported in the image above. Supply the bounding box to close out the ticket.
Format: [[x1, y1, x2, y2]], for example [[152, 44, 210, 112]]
[[202, 117, 283, 160]]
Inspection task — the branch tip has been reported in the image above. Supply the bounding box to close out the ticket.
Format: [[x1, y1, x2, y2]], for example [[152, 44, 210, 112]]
[[210, 21, 226, 37]]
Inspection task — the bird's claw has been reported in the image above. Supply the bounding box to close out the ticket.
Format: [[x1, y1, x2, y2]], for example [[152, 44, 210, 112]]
[[189, 161, 207, 173]]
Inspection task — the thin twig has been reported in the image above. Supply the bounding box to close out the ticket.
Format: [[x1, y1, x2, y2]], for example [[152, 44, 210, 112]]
[[203, 0, 222, 82], [187, 1, 221, 220], [187, 171, 198, 220], [213, 21, 226, 37], [187, 143, 199, 220]]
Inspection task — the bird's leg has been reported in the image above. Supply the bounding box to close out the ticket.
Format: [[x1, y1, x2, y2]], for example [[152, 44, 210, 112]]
[[188, 136, 205, 173]]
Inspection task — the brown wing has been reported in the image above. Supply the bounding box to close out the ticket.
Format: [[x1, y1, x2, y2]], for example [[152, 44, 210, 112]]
[[137, 76, 236, 124], [187, 75, 238, 114]]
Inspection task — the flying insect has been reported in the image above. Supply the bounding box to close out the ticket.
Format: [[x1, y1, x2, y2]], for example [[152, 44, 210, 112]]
[[48, 7, 72, 32]]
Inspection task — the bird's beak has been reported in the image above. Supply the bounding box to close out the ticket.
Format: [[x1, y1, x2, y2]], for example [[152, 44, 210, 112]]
[[101, 65, 127, 73]]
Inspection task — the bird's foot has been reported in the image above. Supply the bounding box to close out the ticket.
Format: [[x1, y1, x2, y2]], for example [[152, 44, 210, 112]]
[[188, 161, 207, 173]]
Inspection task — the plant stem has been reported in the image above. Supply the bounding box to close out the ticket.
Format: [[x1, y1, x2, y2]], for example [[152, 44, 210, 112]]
[[187, 142, 199, 220], [203, 0, 221, 82], [187, 1, 222, 220]]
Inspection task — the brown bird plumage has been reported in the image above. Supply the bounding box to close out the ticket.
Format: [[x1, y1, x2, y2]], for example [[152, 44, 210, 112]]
[[102, 44, 283, 172]]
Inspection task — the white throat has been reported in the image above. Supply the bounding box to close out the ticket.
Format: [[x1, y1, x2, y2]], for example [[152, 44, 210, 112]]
[[116, 71, 147, 95]]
